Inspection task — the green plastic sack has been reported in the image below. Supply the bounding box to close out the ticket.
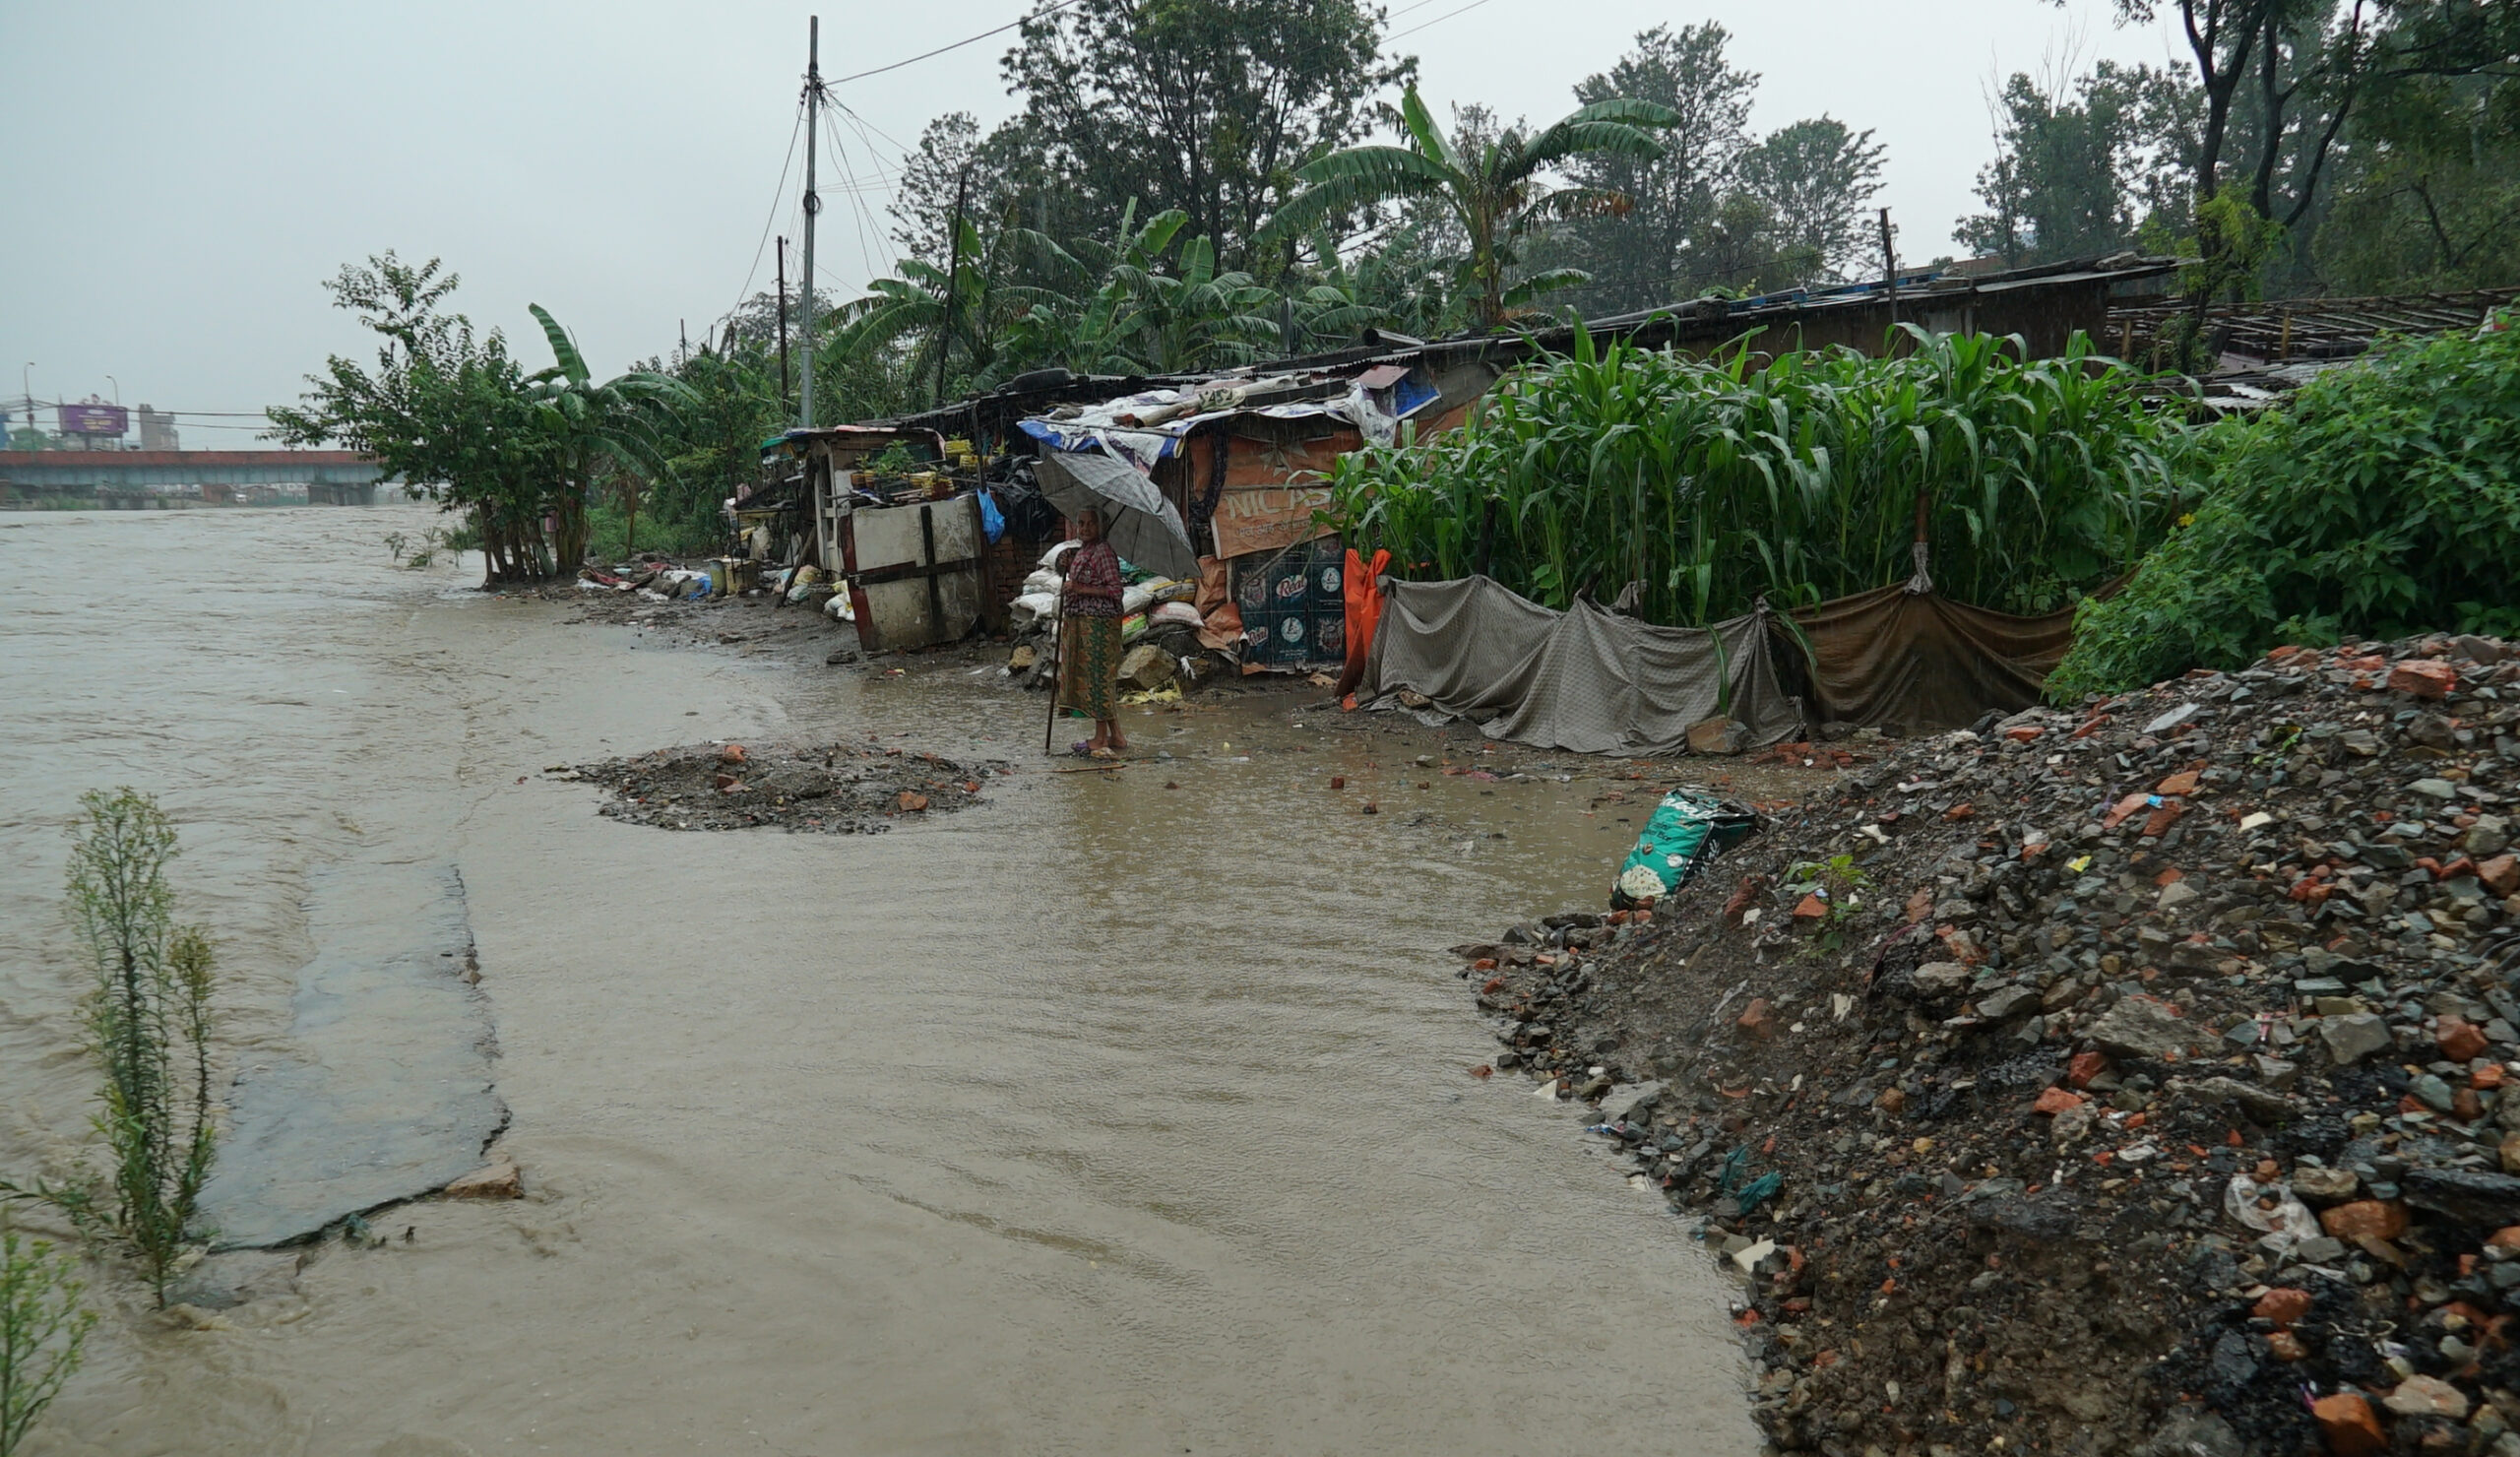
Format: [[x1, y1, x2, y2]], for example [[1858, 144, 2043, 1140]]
[[1613, 790, 1757, 906]]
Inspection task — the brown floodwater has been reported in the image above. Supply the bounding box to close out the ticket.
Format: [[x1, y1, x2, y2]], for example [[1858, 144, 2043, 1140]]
[[0, 505, 1757, 1456]]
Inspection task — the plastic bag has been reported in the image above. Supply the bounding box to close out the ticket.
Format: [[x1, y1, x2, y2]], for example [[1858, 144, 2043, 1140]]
[[1151, 602, 1203, 627], [977, 490, 1006, 543], [2224, 1174, 2321, 1243]]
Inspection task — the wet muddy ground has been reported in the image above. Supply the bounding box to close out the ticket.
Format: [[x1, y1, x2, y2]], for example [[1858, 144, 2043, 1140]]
[[568, 739, 1006, 833]]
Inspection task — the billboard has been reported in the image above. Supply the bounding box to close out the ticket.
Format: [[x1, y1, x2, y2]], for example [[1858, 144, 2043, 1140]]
[[60, 404, 129, 437]]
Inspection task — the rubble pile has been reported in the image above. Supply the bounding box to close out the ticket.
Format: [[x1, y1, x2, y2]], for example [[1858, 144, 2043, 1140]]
[[1464, 634, 2520, 1456], [565, 741, 1004, 833]]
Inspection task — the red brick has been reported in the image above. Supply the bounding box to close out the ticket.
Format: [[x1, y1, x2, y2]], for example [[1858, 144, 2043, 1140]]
[[2033, 1086, 2085, 1115], [2067, 1051, 2110, 1088], [2253, 1287, 2312, 1327]]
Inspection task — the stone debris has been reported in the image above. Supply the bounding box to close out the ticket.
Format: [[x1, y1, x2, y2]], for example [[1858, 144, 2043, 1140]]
[[569, 741, 1005, 834], [1461, 634, 2520, 1455]]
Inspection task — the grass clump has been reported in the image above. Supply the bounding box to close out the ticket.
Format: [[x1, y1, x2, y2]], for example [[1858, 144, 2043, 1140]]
[[1325, 324, 2193, 624], [2052, 311, 2520, 698]]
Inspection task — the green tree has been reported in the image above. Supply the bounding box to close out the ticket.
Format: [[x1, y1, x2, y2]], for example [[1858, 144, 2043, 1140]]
[[982, 204, 1284, 375], [1260, 84, 1680, 330], [268, 255, 559, 583], [523, 305, 697, 565], [1548, 24, 1759, 312], [2311, 2, 2520, 290], [1735, 117, 1889, 280], [1000, 0, 1413, 269], [1956, 61, 2198, 265], [829, 219, 1015, 401]]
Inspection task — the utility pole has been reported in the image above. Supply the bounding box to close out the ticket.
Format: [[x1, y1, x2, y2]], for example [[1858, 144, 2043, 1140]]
[[777, 236, 791, 415], [1877, 207, 1900, 345], [935, 165, 968, 408], [678, 319, 688, 367], [797, 16, 823, 430]]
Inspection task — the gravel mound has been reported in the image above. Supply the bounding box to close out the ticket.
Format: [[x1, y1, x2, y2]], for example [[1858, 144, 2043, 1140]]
[[566, 741, 1006, 833], [1462, 633, 2520, 1456]]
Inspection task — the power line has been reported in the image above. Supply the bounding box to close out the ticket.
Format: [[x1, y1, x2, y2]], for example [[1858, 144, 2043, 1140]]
[[824, 0, 1088, 88], [723, 99, 810, 331], [1390, 0, 1494, 40]]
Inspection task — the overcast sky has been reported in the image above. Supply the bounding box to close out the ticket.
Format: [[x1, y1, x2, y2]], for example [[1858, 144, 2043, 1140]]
[[0, 0, 2184, 430]]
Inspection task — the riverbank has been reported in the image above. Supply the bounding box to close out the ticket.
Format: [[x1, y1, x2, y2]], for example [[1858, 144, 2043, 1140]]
[[1460, 634, 2520, 1456]]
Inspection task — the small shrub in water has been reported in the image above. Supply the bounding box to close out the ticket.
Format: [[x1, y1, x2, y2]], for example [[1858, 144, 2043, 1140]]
[[54, 790, 220, 1303], [0, 1224, 93, 1457]]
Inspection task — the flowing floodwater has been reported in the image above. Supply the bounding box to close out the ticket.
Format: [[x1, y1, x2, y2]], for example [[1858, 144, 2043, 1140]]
[[0, 505, 1756, 1456]]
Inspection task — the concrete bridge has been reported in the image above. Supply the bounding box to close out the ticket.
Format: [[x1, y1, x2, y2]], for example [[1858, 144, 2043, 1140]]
[[0, 450, 392, 506]]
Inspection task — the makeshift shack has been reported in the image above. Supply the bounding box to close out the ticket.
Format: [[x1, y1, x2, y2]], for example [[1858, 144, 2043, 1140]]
[[1015, 356, 1494, 670], [768, 424, 1051, 652]]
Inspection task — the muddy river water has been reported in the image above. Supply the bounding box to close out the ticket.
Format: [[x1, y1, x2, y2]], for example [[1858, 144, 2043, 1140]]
[[1, 505, 1755, 1456]]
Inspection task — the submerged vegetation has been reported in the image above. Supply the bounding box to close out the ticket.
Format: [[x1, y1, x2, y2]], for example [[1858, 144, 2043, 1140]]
[[1326, 325, 2192, 624]]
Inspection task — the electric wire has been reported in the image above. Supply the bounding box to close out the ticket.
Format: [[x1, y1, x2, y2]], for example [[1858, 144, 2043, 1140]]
[[823, 0, 1088, 88], [720, 99, 809, 334], [1390, 0, 1494, 40]]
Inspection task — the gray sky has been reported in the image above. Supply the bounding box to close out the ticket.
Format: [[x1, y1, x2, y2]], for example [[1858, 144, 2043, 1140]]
[[0, 0, 2182, 429]]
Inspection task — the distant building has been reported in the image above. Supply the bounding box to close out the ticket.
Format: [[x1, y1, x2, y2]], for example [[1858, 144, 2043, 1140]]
[[137, 406, 180, 452]]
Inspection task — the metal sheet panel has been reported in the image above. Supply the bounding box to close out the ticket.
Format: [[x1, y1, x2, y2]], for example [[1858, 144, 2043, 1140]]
[[841, 494, 987, 652]]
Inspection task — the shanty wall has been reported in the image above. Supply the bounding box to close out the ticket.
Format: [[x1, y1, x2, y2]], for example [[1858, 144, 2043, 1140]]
[[1660, 277, 2117, 362]]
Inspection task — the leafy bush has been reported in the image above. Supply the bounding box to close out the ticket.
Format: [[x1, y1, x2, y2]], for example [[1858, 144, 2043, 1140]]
[[1326, 324, 2193, 624], [2051, 313, 2520, 698]]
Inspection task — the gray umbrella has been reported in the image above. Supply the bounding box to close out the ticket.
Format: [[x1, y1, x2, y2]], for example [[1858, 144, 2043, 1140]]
[[1033, 447, 1200, 580]]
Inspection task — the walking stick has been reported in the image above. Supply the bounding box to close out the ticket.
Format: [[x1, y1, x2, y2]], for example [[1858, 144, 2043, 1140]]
[[1041, 570, 1064, 754]]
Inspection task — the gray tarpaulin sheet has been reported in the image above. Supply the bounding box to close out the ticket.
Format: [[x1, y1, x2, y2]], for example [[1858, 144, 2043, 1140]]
[[1362, 576, 1803, 755]]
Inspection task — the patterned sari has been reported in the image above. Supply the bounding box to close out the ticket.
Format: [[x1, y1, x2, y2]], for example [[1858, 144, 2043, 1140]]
[[1058, 616, 1123, 720], [1058, 540, 1125, 721]]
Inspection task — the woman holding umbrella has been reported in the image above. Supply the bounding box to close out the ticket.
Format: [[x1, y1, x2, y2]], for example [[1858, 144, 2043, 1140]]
[[1056, 509, 1131, 757]]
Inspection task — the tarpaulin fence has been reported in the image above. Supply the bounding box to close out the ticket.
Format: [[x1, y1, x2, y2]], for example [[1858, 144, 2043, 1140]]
[[1362, 575, 2090, 753], [1361, 577, 1803, 756]]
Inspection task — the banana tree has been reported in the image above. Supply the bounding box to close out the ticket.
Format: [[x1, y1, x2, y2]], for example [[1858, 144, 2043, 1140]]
[[825, 218, 1009, 399], [1260, 85, 1680, 330], [526, 304, 696, 566]]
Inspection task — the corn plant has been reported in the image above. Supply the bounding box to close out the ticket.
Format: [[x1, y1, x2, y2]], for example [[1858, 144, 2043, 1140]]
[[1325, 324, 2196, 623], [0, 1224, 93, 1457]]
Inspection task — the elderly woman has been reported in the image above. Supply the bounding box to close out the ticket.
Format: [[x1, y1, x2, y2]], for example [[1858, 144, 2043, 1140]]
[[1056, 510, 1131, 757]]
